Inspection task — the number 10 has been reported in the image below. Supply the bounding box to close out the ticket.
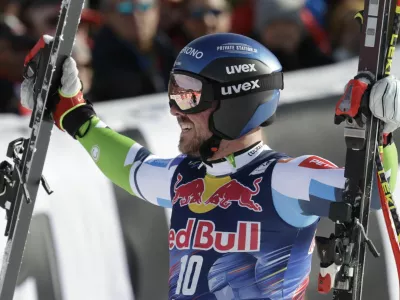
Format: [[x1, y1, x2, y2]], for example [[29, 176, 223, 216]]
[[176, 255, 203, 296]]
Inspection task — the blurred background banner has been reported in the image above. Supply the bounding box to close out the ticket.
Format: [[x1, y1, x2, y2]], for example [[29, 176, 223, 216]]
[[1, 0, 400, 299]]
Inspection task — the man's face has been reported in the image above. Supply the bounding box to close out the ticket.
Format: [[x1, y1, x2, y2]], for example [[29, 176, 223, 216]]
[[170, 104, 214, 157], [108, 0, 159, 44], [184, 0, 231, 39]]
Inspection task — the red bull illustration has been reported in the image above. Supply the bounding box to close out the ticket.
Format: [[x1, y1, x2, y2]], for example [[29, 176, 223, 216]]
[[172, 173, 263, 212], [204, 177, 263, 212], [172, 174, 204, 206]]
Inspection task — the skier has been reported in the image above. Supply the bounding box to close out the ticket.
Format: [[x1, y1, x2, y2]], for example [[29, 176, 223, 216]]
[[18, 33, 400, 299]]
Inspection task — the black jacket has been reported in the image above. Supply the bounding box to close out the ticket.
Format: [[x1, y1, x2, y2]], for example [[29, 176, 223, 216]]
[[90, 26, 177, 102], [0, 79, 20, 114]]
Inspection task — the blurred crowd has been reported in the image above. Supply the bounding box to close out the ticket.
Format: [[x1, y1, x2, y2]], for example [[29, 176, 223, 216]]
[[0, 0, 364, 114]]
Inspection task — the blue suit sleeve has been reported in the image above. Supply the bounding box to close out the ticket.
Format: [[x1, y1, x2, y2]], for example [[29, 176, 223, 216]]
[[271, 151, 397, 228]]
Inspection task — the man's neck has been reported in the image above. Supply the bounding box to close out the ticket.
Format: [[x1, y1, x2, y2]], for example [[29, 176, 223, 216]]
[[208, 129, 263, 161]]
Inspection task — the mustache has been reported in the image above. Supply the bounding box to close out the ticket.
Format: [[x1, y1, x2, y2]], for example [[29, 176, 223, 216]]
[[177, 116, 193, 125]]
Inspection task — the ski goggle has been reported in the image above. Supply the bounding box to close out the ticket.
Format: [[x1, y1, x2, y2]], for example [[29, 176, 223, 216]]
[[168, 70, 284, 114], [116, 2, 153, 15], [189, 8, 224, 19]]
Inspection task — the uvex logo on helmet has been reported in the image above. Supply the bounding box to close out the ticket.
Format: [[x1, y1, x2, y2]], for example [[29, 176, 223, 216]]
[[225, 64, 257, 75], [221, 79, 260, 96]]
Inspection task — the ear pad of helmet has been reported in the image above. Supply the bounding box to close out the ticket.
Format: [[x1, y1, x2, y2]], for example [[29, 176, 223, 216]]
[[210, 90, 279, 140]]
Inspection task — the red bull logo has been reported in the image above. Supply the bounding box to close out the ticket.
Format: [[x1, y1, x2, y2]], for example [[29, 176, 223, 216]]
[[172, 174, 204, 206], [172, 174, 263, 212], [169, 218, 261, 252]]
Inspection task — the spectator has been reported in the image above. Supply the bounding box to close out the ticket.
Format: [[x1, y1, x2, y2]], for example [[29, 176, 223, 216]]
[[90, 0, 176, 102], [327, 0, 364, 62], [229, 0, 254, 36], [159, 0, 185, 39], [1, 2, 26, 35], [73, 31, 93, 94], [19, 0, 60, 38], [305, 0, 328, 28], [301, 0, 331, 57], [1, 0, 19, 16], [254, 0, 333, 72], [18, 0, 94, 95], [168, 0, 232, 51], [0, 20, 35, 114]]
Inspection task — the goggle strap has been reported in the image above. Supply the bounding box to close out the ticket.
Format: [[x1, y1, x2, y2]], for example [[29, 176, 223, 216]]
[[214, 72, 284, 100]]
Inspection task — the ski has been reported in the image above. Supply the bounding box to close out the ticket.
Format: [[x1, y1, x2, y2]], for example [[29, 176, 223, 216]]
[[0, 0, 84, 298], [315, 0, 399, 299]]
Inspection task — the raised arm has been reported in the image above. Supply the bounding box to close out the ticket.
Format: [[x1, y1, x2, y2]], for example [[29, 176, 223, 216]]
[[270, 71, 400, 228], [76, 116, 183, 208], [20, 57, 182, 208], [271, 141, 397, 227]]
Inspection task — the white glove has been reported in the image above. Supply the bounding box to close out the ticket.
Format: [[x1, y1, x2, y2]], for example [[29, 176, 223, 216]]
[[20, 78, 35, 110], [21, 35, 81, 110], [58, 57, 82, 97], [370, 75, 400, 133]]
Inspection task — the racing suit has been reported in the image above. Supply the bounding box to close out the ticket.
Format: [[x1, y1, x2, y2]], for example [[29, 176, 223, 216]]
[[78, 116, 398, 300]]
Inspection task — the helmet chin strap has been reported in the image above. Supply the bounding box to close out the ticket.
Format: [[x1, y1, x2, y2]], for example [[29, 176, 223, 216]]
[[199, 135, 222, 163]]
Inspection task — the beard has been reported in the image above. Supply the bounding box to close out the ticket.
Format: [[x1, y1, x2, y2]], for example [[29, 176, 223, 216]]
[[178, 134, 203, 157], [177, 116, 208, 157]]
